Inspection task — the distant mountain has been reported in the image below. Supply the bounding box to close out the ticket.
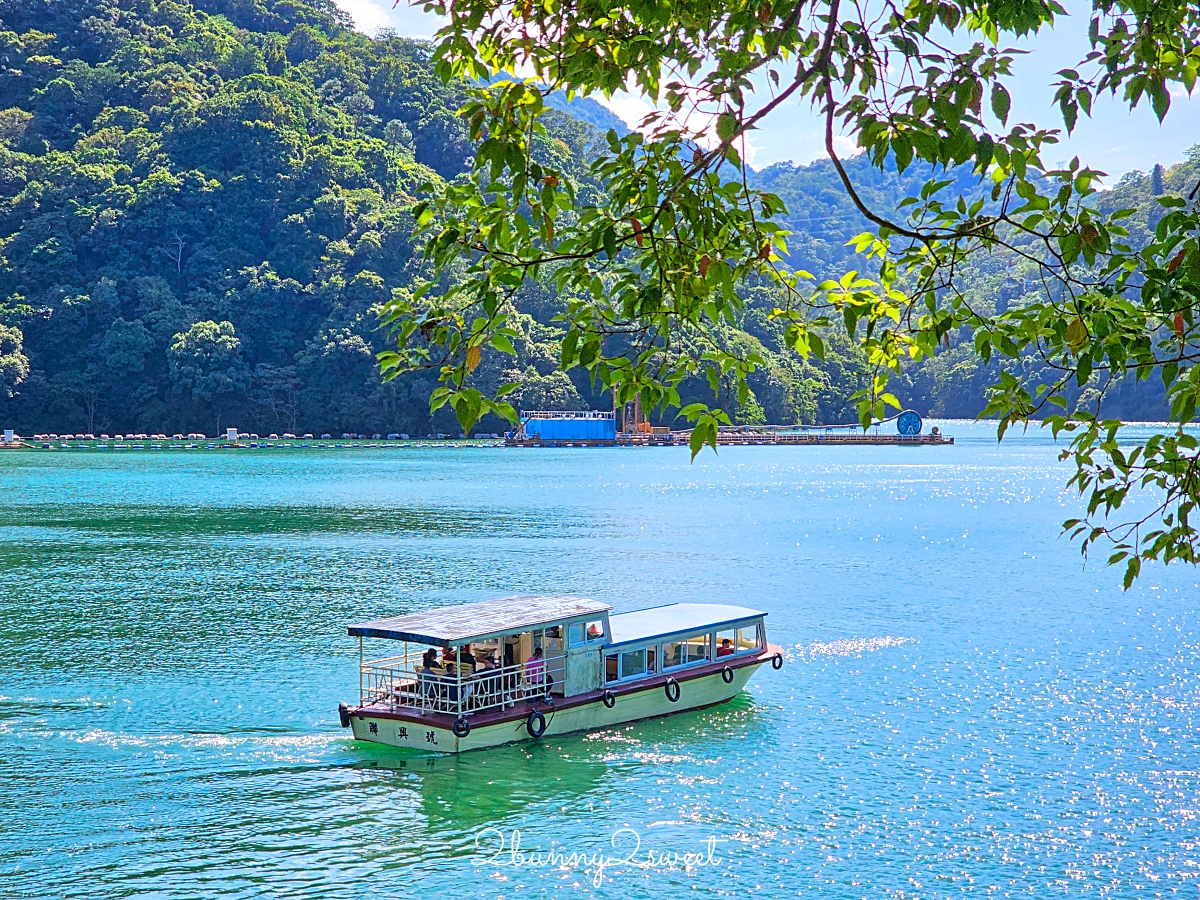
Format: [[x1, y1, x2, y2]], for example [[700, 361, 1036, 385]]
[[546, 92, 631, 136]]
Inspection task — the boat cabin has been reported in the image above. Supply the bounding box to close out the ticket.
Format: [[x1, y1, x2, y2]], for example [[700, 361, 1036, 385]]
[[603, 602, 766, 684], [347, 595, 768, 722]]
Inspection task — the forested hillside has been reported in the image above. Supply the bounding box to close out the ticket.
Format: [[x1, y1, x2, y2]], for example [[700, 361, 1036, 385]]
[[0, 0, 1192, 434]]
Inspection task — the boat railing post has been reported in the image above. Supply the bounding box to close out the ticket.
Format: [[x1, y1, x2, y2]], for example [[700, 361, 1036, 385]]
[[358, 636, 363, 706], [456, 646, 463, 718]]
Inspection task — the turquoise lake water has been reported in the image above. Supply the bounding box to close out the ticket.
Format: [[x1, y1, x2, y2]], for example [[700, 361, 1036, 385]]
[[1, 422, 1198, 898]]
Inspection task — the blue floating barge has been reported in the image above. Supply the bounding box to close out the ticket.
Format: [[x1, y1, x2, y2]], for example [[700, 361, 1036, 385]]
[[508, 410, 623, 446]]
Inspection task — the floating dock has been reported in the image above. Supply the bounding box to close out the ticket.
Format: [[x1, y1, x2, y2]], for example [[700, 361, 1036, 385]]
[[4, 411, 952, 452], [508, 431, 952, 447], [505, 409, 952, 447]]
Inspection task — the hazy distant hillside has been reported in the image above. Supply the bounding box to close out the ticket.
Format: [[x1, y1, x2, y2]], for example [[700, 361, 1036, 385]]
[[545, 92, 630, 136]]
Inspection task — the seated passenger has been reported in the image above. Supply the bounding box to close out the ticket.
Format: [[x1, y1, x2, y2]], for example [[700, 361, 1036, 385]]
[[717, 638, 735, 657], [455, 644, 477, 675], [418, 649, 444, 700], [472, 653, 501, 706]]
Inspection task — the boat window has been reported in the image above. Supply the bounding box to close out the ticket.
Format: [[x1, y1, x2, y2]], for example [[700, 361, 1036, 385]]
[[545, 625, 563, 653], [664, 634, 708, 667], [569, 620, 607, 646], [620, 649, 646, 679], [647, 647, 657, 674], [662, 640, 684, 668], [715, 628, 737, 657], [737, 623, 760, 651], [605, 654, 619, 683], [685, 634, 709, 663]]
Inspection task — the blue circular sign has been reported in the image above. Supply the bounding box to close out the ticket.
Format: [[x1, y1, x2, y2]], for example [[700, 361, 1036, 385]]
[[896, 410, 922, 435]]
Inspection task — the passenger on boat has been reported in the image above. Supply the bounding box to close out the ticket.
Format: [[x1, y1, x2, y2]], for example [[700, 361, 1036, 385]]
[[417, 649, 444, 705], [524, 646, 545, 692], [472, 653, 501, 707], [455, 644, 478, 674], [717, 638, 735, 657]]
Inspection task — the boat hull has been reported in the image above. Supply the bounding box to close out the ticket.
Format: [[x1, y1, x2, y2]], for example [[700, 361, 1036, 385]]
[[348, 658, 766, 753]]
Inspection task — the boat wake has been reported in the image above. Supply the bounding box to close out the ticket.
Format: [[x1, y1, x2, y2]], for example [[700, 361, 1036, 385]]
[[792, 636, 916, 659]]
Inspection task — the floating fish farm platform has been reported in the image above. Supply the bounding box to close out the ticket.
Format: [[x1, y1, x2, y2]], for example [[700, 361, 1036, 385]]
[[506, 431, 953, 448], [505, 409, 952, 448]]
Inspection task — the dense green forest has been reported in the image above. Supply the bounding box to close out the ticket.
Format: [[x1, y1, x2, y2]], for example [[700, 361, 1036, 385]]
[[0, 0, 1191, 434]]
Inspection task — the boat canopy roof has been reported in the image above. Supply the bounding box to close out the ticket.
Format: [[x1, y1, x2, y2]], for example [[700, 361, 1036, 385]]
[[348, 595, 613, 646], [606, 603, 765, 648]]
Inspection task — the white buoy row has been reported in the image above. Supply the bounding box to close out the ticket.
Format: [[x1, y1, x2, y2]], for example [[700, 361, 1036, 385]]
[[1, 427, 506, 450]]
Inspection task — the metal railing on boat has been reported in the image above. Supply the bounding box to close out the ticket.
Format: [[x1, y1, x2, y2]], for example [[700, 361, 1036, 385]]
[[359, 652, 565, 717]]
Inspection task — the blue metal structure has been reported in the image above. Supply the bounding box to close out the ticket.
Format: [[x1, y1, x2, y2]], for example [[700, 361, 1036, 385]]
[[896, 410, 922, 435], [520, 411, 616, 441], [524, 417, 616, 441]]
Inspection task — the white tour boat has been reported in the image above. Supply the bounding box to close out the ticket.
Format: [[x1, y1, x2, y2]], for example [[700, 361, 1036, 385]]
[[338, 595, 783, 752]]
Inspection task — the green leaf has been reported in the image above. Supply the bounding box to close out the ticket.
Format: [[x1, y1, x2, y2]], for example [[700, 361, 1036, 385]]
[[1123, 555, 1140, 590], [715, 113, 739, 142], [602, 225, 617, 258], [991, 84, 1011, 124], [1151, 84, 1170, 121]]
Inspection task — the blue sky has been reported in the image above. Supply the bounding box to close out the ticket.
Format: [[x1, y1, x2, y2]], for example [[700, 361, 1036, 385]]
[[336, 0, 1199, 179]]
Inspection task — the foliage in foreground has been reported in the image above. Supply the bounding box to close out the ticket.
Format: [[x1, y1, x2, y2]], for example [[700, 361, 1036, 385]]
[[391, 0, 1200, 584]]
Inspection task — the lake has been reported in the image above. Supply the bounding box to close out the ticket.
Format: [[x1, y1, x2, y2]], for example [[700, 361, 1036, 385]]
[[1, 422, 1197, 898]]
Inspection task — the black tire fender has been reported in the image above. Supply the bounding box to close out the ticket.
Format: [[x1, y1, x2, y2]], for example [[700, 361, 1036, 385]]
[[337, 702, 351, 728], [602, 690, 616, 709], [527, 709, 547, 738], [453, 716, 471, 738], [772, 653, 784, 670], [665, 677, 681, 703], [721, 665, 735, 684]]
